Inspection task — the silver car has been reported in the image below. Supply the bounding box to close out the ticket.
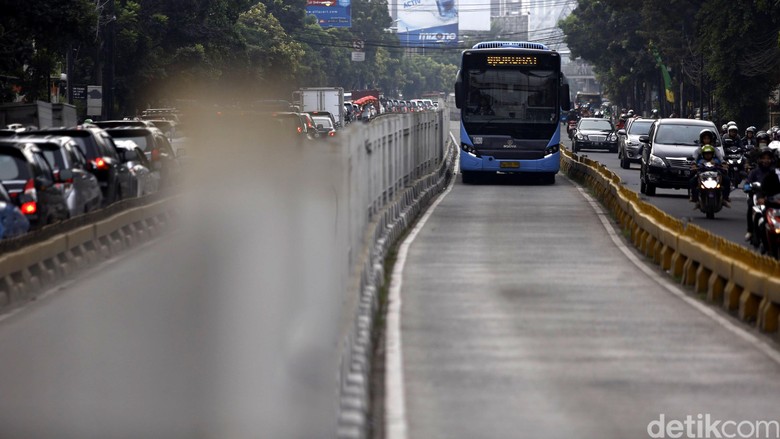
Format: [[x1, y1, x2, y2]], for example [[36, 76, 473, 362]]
[[617, 118, 655, 169], [115, 140, 161, 197]]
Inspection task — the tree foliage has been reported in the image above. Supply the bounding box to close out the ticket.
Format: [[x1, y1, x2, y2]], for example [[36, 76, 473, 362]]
[[1, 0, 459, 116], [560, 0, 780, 127]]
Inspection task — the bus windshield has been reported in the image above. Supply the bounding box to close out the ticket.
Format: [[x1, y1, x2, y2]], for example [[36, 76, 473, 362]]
[[464, 69, 557, 124]]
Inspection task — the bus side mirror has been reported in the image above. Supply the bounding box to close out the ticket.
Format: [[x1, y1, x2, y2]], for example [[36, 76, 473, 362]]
[[454, 70, 463, 109], [560, 84, 571, 111]]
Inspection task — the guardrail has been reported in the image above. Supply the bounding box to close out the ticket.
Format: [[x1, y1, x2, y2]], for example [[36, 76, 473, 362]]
[[561, 148, 780, 333], [335, 110, 456, 438]]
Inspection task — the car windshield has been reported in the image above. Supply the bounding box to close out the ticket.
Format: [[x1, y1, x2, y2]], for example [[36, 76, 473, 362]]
[[312, 117, 333, 129], [41, 148, 69, 170], [111, 134, 151, 151], [655, 124, 718, 146], [628, 120, 654, 135], [580, 120, 612, 131], [0, 153, 30, 180]]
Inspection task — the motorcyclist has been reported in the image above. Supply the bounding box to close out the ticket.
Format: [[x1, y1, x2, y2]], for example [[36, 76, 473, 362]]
[[650, 109, 660, 119], [616, 113, 627, 130], [627, 109, 635, 119], [724, 124, 744, 150], [690, 131, 731, 206], [747, 131, 771, 166], [744, 148, 776, 241], [743, 126, 757, 149]]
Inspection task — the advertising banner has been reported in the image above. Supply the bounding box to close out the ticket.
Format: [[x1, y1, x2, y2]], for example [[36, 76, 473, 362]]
[[397, 0, 458, 47], [306, 0, 351, 28]]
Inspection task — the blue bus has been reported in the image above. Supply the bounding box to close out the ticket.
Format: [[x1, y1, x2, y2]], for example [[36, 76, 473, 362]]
[[454, 41, 570, 184]]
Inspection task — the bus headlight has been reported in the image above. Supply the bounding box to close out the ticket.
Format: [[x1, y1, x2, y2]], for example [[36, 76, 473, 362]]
[[545, 144, 560, 155], [461, 143, 478, 155]]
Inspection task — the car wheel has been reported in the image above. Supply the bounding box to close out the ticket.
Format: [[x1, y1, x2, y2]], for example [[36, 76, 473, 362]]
[[646, 182, 656, 196], [572, 142, 578, 153], [620, 155, 630, 169]]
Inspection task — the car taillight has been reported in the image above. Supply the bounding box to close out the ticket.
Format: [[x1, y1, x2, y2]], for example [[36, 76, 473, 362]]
[[23, 178, 36, 199], [92, 157, 110, 171], [21, 201, 37, 215], [297, 126, 303, 134], [328, 131, 336, 137], [767, 207, 780, 234], [151, 148, 161, 161]]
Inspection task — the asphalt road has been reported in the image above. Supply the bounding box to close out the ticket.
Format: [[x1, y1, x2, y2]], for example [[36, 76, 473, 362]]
[[393, 123, 780, 438], [567, 138, 750, 246]]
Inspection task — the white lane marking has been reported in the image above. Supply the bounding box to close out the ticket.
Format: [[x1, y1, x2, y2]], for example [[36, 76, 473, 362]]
[[571, 181, 780, 366], [386, 152, 458, 439]]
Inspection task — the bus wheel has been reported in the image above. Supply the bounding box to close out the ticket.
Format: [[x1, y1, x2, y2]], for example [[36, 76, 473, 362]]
[[541, 173, 555, 185], [461, 171, 476, 184]]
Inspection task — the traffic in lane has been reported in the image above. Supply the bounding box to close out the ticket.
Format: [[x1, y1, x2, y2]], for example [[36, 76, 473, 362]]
[[562, 133, 750, 246]]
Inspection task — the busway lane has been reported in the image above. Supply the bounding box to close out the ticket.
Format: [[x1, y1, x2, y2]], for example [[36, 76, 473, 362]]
[[394, 145, 780, 438]]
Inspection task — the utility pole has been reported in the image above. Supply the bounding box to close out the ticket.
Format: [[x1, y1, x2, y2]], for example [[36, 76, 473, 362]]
[[102, 0, 116, 120]]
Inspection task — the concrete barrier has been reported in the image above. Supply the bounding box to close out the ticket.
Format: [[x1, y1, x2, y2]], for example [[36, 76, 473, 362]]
[[562, 146, 780, 335]]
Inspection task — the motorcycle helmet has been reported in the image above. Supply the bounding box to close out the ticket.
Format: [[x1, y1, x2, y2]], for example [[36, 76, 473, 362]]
[[699, 128, 716, 145], [746, 126, 756, 135], [758, 147, 774, 158], [727, 124, 739, 135], [756, 131, 771, 147], [721, 124, 728, 132], [701, 145, 716, 154], [627, 109, 635, 117]]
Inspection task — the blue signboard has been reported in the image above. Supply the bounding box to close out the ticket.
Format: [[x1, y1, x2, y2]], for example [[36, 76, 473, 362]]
[[307, 0, 351, 28], [397, 0, 458, 47]]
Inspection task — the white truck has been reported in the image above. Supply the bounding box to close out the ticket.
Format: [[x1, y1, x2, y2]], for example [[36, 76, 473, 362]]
[[293, 87, 345, 127]]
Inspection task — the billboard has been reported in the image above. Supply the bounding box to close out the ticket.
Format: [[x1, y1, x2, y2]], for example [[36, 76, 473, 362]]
[[397, 0, 458, 47], [306, 0, 351, 28]]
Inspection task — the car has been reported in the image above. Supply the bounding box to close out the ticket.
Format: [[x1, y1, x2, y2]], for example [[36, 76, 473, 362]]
[[298, 113, 317, 139], [114, 140, 161, 197], [24, 127, 134, 205], [639, 118, 724, 196], [0, 183, 30, 238], [16, 136, 103, 216], [0, 141, 70, 229], [310, 115, 336, 139], [572, 117, 619, 153], [617, 118, 655, 169], [269, 112, 311, 139], [104, 127, 180, 187]]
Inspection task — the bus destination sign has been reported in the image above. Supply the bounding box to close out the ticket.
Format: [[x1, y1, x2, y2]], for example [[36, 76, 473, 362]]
[[486, 55, 538, 66]]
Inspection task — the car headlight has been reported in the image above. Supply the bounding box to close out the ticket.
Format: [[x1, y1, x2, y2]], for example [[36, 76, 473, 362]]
[[649, 154, 666, 167], [575, 133, 586, 140], [608, 133, 618, 141]]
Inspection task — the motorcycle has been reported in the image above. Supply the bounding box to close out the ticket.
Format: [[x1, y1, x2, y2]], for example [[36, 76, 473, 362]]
[[695, 162, 724, 219], [723, 139, 746, 189], [744, 182, 766, 250]]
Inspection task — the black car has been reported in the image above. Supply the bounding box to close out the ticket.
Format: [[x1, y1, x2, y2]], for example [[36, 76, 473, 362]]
[[25, 127, 134, 205], [104, 127, 180, 187], [310, 115, 337, 139], [572, 117, 619, 153], [19, 136, 103, 216], [639, 118, 723, 196], [0, 142, 70, 228]]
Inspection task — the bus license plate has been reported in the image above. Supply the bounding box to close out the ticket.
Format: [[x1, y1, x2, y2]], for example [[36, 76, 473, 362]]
[[500, 161, 520, 169]]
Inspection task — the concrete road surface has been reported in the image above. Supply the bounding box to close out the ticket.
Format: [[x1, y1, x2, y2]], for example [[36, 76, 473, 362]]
[[392, 169, 780, 438]]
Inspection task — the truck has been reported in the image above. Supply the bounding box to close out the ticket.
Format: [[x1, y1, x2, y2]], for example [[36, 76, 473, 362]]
[[0, 101, 77, 129], [292, 87, 345, 127]]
